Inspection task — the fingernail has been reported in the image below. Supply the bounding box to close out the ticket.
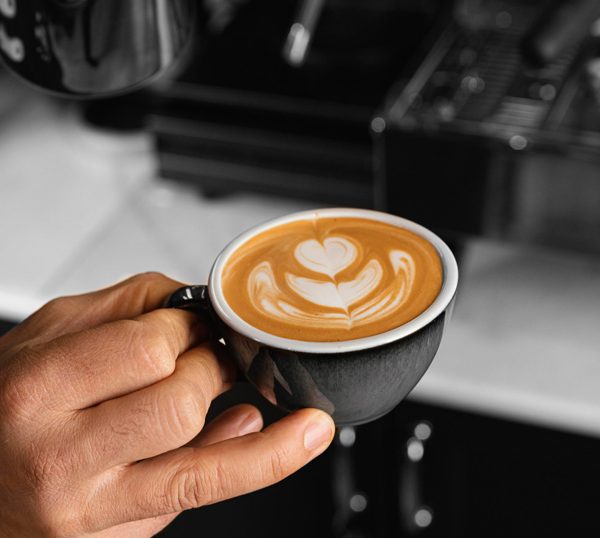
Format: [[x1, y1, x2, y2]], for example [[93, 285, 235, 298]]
[[238, 413, 263, 436], [303, 415, 334, 452], [238, 413, 262, 436]]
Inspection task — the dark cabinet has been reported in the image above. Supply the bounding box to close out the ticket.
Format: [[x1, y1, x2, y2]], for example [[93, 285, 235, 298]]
[[356, 401, 600, 537]]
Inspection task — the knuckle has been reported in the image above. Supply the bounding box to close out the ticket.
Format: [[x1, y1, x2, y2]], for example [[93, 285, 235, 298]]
[[129, 271, 169, 288], [126, 320, 176, 379], [151, 312, 182, 345], [180, 351, 217, 395], [266, 445, 291, 483], [169, 460, 227, 511], [159, 384, 205, 444], [40, 296, 76, 318], [170, 467, 207, 510], [127, 272, 179, 311]]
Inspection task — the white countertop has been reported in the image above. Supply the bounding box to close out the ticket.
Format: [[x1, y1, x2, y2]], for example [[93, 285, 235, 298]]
[[2, 83, 600, 438]]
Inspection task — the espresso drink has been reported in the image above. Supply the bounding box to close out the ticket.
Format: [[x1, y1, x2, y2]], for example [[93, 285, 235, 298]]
[[222, 217, 443, 342]]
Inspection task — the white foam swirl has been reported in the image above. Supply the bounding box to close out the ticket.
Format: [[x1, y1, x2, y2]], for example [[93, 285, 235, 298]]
[[294, 237, 356, 277], [246, 236, 416, 331], [286, 258, 383, 311]]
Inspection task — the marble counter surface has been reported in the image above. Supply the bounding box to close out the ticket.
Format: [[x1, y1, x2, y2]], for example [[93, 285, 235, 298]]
[[2, 88, 600, 438]]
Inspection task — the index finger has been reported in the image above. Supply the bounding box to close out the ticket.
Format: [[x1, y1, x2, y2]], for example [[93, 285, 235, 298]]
[[1, 273, 186, 353], [11, 308, 207, 413]]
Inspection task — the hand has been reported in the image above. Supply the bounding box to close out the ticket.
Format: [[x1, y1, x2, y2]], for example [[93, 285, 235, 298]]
[[0, 273, 335, 538]]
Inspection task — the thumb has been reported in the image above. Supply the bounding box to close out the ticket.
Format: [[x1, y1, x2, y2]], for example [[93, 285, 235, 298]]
[[96, 409, 335, 529]]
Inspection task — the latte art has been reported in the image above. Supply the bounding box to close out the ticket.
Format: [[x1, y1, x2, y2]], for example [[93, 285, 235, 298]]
[[222, 217, 443, 342], [251, 243, 414, 324]]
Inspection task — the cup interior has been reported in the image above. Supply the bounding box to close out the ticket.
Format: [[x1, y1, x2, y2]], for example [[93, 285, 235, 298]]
[[209, 208, 458, 354]]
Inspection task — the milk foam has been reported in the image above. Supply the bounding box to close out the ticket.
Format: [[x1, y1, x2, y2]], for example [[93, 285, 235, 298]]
[[294, 237, 356, 278], [222, 216, 443, 341]]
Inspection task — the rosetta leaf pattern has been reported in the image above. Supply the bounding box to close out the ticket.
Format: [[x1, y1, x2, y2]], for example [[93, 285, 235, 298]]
[[247, 236, 415, 330]]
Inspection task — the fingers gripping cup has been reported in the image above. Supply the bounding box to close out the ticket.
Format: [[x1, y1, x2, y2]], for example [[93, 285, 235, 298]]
[[165, 208, 459, 426]]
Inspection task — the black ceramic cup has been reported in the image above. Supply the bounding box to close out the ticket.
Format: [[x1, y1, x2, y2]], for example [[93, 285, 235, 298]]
[[165, 208, 459, 426]]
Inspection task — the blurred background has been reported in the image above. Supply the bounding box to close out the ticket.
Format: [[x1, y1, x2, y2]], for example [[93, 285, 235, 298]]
[[2, 0, 600, 535]]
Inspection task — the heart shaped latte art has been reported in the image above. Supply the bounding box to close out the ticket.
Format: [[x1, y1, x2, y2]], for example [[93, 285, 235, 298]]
[[294, 237, 357, 278]]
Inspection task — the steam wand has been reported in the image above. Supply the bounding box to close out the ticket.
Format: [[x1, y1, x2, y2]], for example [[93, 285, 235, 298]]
[[282, 0, 325, 68]]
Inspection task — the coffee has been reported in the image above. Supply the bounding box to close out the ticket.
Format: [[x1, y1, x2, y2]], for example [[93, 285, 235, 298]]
[[221, 216, 443, 342]]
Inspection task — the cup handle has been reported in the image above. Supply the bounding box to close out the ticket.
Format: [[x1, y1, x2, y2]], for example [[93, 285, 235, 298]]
[[163, 285, 210, 312]]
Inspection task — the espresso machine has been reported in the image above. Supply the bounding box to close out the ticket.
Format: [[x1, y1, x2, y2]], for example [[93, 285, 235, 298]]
[[5, 0, 599, 256], [4, 1, 600, 537], [0, 0, 448, 208]]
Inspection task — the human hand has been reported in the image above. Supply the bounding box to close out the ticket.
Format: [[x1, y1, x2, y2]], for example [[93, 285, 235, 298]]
[[0, 273, 335, 537]]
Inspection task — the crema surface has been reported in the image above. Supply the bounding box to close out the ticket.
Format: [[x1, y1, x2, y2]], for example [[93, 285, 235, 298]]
[[222, 217, 443, 342]]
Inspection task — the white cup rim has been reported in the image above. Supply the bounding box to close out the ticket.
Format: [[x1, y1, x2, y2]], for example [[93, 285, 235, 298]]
[[209, 208, 458, 354]]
